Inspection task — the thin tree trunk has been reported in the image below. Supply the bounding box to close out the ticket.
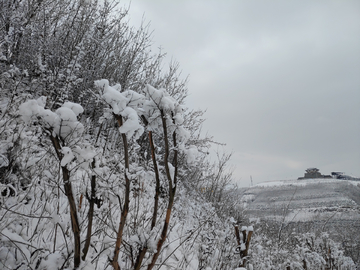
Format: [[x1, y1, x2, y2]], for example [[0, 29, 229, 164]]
[[134, 121, 161, 270], [112, 114, 130, 270], [234, 225, 241, 246], [134, 246, 148, 270], [149, 130, 160, 230], [147, 110, 178, 270], [140, 116, 161, 231], [82, 159, 96, 261], [238, 227, 253, 268], [62, 166, 81, 268], [147, 193, 175, 270], [49, 134, 81, 268]]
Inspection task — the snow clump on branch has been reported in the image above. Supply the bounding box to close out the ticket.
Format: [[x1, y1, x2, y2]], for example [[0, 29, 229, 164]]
[[95, 79, 144, 140], [19, 97, 84, 139], [142, 84, 197, 163], [95, 80, 199, 163]]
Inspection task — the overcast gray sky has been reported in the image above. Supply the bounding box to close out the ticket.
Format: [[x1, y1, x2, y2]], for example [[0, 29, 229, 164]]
[[121, 0, 360, 187]]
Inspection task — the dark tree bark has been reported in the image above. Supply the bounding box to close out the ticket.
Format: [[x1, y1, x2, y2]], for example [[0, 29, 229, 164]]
[[111, 114, 130, 270], [146, 110, 178, 270], [82, 159, 96, 261], [49, 134, 81, 268]]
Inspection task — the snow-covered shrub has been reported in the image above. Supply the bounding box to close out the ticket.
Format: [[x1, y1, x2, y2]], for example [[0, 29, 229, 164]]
[[246, 231, 355, 270], [0, 1, 265, 269]]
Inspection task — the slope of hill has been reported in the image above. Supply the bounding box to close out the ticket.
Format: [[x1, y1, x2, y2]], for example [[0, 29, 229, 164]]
[[241, 178, 360, 223], [239, 178, 360, 267]]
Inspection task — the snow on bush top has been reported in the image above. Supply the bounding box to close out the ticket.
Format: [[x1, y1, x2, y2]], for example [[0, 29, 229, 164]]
[[95, 79, 144, 140], [94, 80, 198, 164], [143, 85, 184, 124], [62, 102, 84, 117], [19, 96, 84, 139], [94, 79, 128, 114], [119, 107, 144, 140], [145, 84, 177, 111]]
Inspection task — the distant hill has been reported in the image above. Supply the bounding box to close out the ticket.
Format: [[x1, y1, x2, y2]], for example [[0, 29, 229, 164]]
[[240, 178, 360, 223], [239, 178, 360, 267]]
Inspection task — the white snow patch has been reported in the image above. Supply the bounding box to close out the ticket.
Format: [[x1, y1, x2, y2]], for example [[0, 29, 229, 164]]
[[62, 101, 84, 116], [168, 162, 175, 182], [61, 147, 74, 167], [95, 79, 128, 114], [185, 145, 198, 164], [119, 107, 144, 140]]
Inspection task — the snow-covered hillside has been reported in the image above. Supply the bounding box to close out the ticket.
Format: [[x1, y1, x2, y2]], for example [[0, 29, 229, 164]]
[[241, 178, 360, 222], [239, 178, 360, 268]]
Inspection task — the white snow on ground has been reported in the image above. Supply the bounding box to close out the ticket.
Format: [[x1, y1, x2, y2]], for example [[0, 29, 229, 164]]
[[242, 177, 360, 223], [255, 178, 360, 187]]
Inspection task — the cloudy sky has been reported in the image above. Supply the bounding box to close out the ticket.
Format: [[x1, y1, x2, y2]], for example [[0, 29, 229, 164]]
[[121, 0, 360, 187]]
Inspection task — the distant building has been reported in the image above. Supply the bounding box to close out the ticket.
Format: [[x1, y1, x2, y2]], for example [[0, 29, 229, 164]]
[[304, 168, 322, 178], [298, 168, 332, 180]]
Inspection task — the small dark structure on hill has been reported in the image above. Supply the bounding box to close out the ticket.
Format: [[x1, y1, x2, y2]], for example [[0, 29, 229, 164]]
[[298, 168, 332, 180], [332, 172, 360, 181]]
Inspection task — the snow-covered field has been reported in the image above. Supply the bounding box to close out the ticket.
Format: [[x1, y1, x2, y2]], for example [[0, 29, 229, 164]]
[[241, 178, 360, 223], [255, 178, 360, 188]]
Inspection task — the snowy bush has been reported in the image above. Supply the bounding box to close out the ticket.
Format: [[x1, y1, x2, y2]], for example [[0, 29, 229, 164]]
[[246, 232, 355, 270]]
